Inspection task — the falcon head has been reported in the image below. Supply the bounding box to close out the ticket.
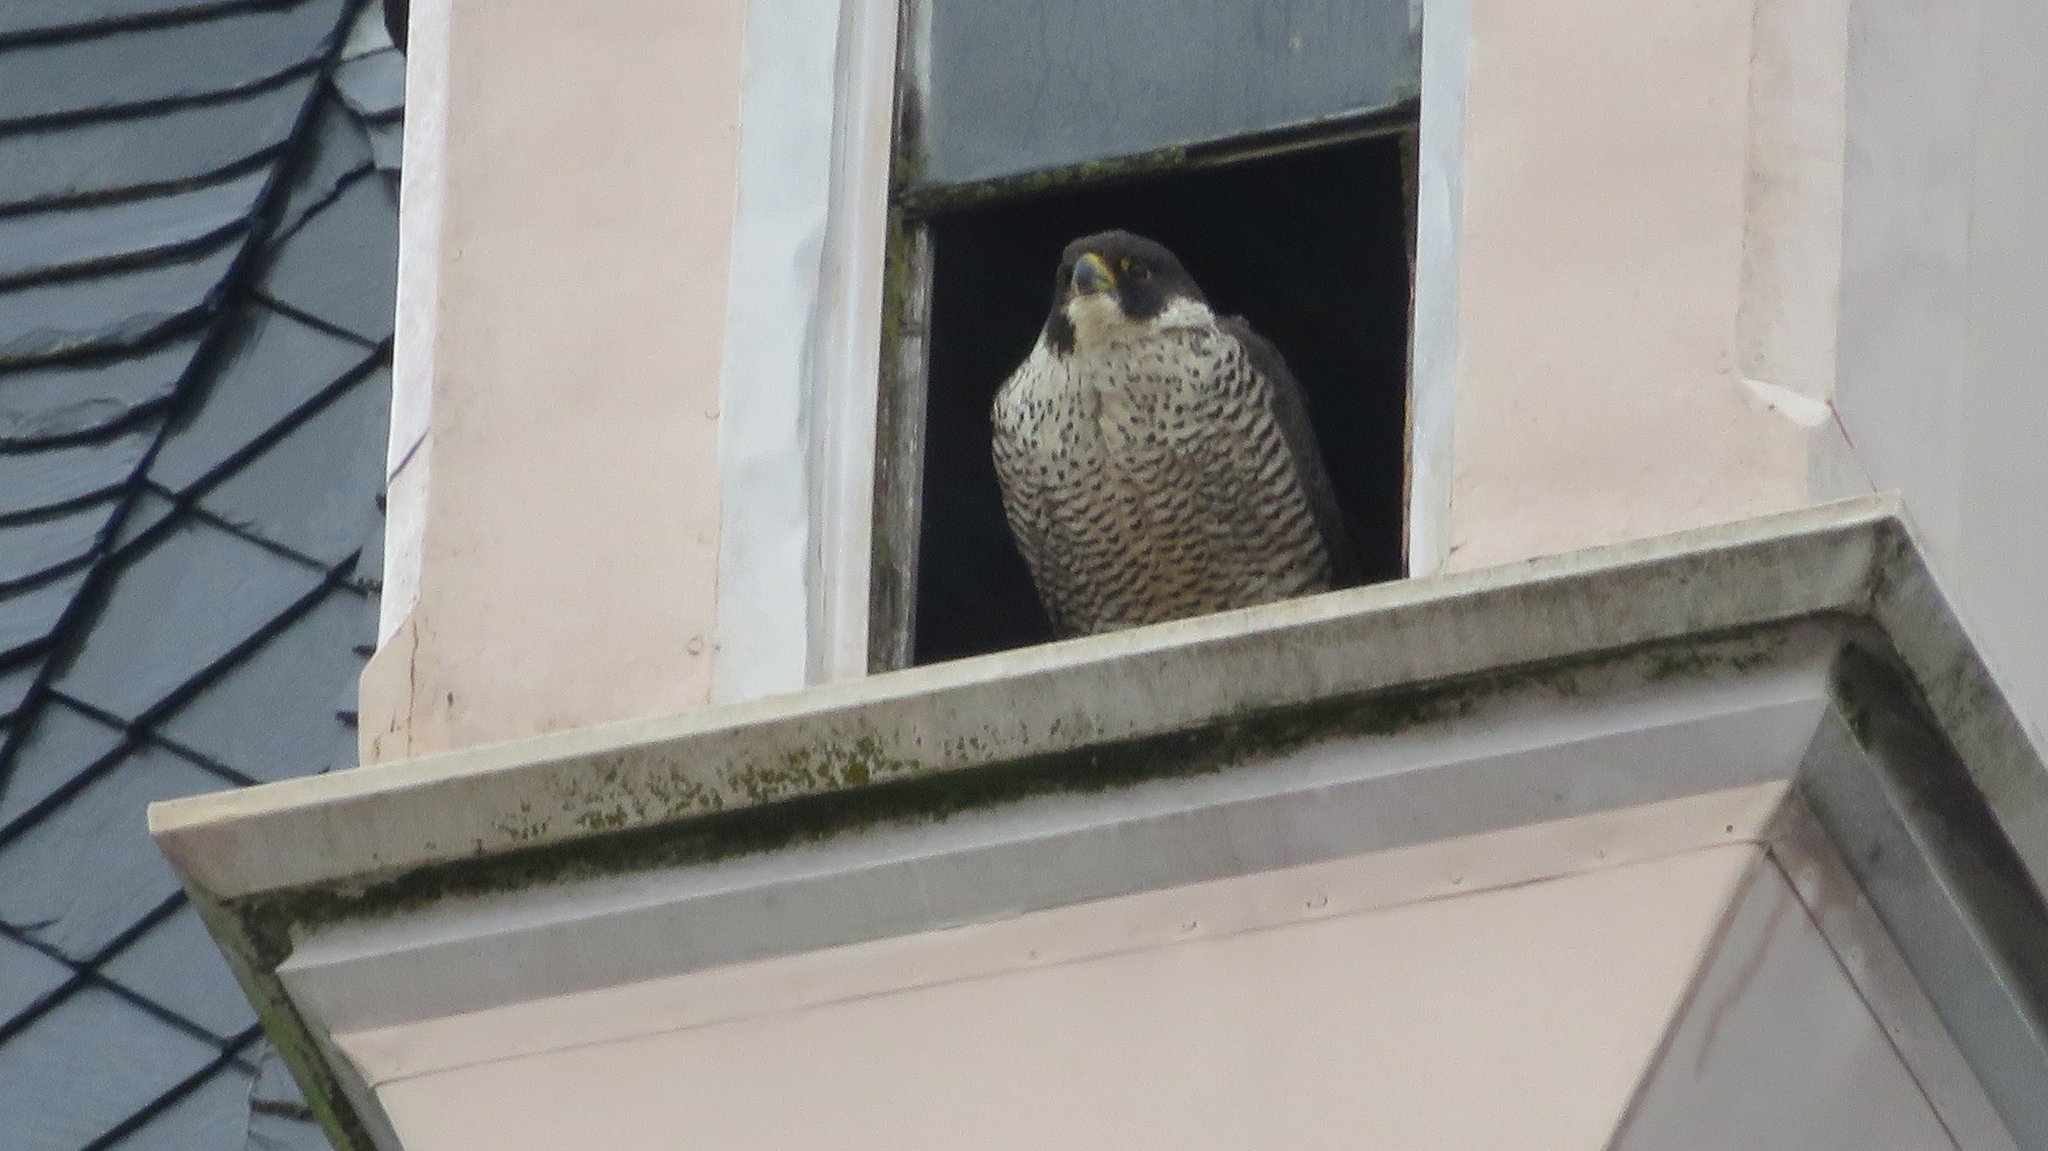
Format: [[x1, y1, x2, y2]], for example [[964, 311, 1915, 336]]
[[1043, 230, 1209, 355]]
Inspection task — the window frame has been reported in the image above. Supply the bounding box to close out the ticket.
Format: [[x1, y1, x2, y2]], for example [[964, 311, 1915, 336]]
[[862, 0, 1436, 672]]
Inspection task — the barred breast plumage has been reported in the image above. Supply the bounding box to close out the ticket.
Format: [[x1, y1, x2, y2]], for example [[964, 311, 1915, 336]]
[[992, 231, 1353, 638]]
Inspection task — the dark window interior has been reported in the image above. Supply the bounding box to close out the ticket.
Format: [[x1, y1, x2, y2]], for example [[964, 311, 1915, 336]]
[[910, 133, 1413, 665]]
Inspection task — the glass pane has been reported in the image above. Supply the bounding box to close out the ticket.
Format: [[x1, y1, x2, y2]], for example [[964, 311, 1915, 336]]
[[912, 0, 1420, 188]]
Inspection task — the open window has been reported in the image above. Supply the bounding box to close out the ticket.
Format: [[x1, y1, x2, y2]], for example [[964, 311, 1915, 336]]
[[872, 0, 1423, 669]]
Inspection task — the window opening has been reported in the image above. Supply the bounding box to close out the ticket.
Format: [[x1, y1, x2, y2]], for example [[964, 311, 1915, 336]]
[[873, 0, 1422, 670]]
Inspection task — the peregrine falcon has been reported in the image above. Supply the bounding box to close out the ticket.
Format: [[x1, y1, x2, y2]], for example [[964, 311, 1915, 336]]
[[991, 230, 1356, 638]]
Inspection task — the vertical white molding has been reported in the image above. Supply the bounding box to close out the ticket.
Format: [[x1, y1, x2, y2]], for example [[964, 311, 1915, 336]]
[[1406, 0, 1468, 578], [710, 0, 847, 703], [379, 0, 450, 645], [806, 0, 899, 685]]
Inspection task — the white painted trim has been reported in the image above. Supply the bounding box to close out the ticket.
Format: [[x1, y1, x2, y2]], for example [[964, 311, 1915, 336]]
[[276, 676, 1830, 1037], [708, 0, 844, 703], [378, 0, 449, 644], [712, 0, 897, 702], [1407, 0, 1468, 578], [805, 0, 898, 685], [328, 784, 1794, 1083], [155, 498, 1913, 900]]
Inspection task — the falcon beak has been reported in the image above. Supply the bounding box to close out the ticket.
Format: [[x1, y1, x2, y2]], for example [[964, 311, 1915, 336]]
[[1071, 252, 1115, 296]]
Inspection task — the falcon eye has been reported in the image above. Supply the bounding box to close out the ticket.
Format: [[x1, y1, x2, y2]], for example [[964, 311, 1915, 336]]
[[1131, 263, 1152, 281]]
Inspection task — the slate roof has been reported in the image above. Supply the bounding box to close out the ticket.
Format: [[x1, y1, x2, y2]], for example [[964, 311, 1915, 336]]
[[0, 1, 401, 1147]]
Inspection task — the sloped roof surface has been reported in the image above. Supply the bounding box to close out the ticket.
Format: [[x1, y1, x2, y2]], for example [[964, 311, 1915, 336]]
[[0, 1, 401, 1146]]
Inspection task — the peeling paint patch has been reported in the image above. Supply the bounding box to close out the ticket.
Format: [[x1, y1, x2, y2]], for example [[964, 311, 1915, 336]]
[[1743, 377, 1832, 428]]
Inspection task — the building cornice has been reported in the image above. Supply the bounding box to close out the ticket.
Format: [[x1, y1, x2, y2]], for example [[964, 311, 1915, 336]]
[[151, 494, 2048, 1150]]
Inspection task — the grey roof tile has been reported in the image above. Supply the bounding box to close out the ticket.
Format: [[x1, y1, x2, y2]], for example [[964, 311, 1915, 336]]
[[112, 1061, 257, 1150], [246, 1040, 308, 1112], [332, 47, 402, 121], [351, 491, 384, 589], [364, 116, 401, 172], [271, 96, 374, 239], [156, 588, 365, 781], [0, 165, 271, 284], [0, 986, 221, 1151], [0, 333, 202, 447], [0, 3, 397, 1144], [0, 567, 90, 663], [0, 75, 313, 210], [0, 239, 240, 364], [0, 1, 274, 42], [52, 517, 328, 721], [101, 904, 255, 1038], [0, 659, 39, 721], [245, 1042, 329, 1151], [107, 487, 180, 555], [150, 306, 373, 494], [259, 173, 396, 341], [0, 702, 126, 829], [0, 424, 153, 516], [200, 364, 389, 564], [0, 0, 345, 124], [337, 0, 392, 59], [0, 497, 121, 588], [247, 1105, 331, 1150], [0, 740, 224, 958], [0, 933, 71, 1023]]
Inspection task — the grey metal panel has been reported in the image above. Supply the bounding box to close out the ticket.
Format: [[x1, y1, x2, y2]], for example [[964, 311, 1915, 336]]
[[914, 0, 1421, 188], [1798, 701, 2048, 1147]]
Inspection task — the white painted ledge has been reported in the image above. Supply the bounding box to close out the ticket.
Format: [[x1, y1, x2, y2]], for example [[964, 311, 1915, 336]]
[[150, 494, 2048, 1151]]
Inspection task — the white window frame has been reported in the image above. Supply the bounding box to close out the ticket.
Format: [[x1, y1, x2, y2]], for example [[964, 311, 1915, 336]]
[[711, 0, 1467, 702]]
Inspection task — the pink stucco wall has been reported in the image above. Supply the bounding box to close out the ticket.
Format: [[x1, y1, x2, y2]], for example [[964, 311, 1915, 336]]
[[359, 0, 741, 761]]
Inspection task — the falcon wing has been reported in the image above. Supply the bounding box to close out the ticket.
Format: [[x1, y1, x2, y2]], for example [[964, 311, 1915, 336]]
[[1219, 316, 1360, 585]]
